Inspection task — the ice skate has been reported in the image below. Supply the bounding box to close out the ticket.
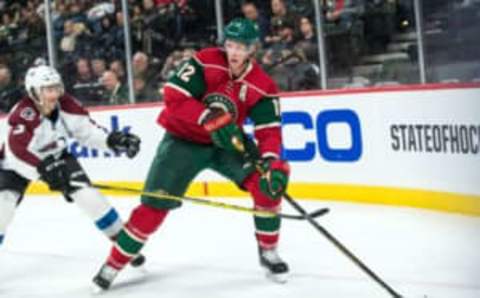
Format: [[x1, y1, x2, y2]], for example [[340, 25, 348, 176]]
[[259, 247, 289, 284], [91, 264, 119, 294]]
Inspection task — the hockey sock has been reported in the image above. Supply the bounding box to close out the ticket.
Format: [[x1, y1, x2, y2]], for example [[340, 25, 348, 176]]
[[71, 187, 123, 238], [243, 173, 282, 250], [108, 204, 168, 270], [254, 215, 280, 250]]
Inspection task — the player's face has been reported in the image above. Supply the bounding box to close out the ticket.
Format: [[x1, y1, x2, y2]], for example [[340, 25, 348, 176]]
[[38, 85, 62, 116], [225, 40, 252, 73]]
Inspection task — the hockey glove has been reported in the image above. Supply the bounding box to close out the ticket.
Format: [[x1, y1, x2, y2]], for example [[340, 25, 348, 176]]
[[201, 108, 244, 152], [257, 158, 290, 200], [107, 131, 141, 158], [37, 155, 69, 192]]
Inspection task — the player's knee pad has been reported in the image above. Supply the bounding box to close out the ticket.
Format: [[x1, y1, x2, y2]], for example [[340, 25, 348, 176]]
[[243, 172, 282, 211], [0, 190, 20, 234], [71, 187, 123, 237]]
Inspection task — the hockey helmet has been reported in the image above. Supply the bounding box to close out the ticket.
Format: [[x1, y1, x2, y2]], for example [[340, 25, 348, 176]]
[[223, 18, 259, 46], [25, 65, 64, 103]]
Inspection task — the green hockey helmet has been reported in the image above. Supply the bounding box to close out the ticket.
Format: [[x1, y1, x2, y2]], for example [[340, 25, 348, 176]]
[[223, 18, 259, 46]]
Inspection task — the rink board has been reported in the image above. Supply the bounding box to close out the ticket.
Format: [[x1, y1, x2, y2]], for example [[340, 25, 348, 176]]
[[1, 84, 479, 215]]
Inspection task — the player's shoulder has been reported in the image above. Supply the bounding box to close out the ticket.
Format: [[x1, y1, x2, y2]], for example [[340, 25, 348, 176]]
[[243, 62, 279, 97], [59, 93, 88, 116], [7, 97, 41, 129], [194, 47, 227, 67]]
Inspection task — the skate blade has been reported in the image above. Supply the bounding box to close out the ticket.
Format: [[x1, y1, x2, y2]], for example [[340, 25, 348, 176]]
[[91, 283, 107, 295], [263, 269, 288, 284]]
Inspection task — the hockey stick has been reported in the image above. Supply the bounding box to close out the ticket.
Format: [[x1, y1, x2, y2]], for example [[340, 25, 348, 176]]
[[282, 193, 403, 298], [90, 183, 329, 221], [233, 138, 403, 298]]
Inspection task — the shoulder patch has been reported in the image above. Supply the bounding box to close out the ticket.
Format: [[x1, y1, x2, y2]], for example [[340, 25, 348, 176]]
[[20, 107, 36, 121], [7, 98, 40, 129]]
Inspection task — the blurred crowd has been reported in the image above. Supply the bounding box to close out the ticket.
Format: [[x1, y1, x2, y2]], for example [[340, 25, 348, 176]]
[[0, 0, 479, 113]]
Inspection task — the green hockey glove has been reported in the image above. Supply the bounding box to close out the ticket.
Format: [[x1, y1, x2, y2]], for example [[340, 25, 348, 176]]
[[258, 158, 290, 200], [201, 108, 244, 152]]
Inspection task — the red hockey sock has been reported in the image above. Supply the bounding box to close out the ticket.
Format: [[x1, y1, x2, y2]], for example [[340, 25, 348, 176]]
[[243, 173, 282, 250], [107, 204, 168, 269]]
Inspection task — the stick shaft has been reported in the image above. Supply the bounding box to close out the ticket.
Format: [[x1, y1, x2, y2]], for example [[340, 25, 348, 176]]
[[91, 183, 325, 220], [284, 194, 403, 298]]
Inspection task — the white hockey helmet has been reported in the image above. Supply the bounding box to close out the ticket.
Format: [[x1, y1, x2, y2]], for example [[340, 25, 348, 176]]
[[25, 65, 64, 102]]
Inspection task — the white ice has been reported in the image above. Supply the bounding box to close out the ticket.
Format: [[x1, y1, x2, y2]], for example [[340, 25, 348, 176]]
[[1, 196, 479, 298]]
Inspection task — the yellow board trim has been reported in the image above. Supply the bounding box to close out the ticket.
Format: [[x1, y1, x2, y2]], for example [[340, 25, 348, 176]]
[[26, 182, 480, 216]]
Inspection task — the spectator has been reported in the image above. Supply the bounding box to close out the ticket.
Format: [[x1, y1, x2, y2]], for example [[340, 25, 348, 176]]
[[71, 58, 103, 105], [18, 4, 45, 50], [132, 51, 161, 95], [100, 70, 129, 105], [295, 16, 318, 63], [133, 76, 161, 102], [0, 64, 21, 113], [270, 0, 293, 21], [363, 0, 395, 54], [241, 1, 270, 44], [91, 57, 107, 80], [262, 17, 299, 66], [113, 10, 125, 42], [95, 14, 124, 61], [262, 17, 309, 91], [59, 20, 77, 54], [68, 2, 88, 25], [142, 0, 176, 59], [132, 51, 156, 82], [75, 58, 93, 83], [0, 11, 18, 48], [109, 59, 126, 83], [265, 0, 298, 45], [131, 4, 145, 51], [52, 2, 70, 40]]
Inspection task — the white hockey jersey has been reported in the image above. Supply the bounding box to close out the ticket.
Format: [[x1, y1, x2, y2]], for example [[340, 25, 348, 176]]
[[1, 94, 110, 180]]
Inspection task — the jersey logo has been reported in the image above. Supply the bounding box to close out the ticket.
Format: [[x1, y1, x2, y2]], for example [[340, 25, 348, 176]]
[[203, 93, 239, 121], [38, 137, 67, 153], [20, 107, 36, 121]]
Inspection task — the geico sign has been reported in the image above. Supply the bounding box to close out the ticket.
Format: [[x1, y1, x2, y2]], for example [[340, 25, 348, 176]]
[[281, 109, 362, 162]]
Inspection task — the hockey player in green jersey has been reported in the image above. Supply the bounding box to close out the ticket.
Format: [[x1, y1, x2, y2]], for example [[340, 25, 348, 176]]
[[92, 18, 291, 290]]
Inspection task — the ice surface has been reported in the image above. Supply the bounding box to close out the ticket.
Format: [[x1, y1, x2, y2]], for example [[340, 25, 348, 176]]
[[1, 196, 479, 298]]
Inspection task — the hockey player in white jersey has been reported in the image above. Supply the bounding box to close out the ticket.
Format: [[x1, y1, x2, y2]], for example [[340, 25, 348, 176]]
[[0, 65, 144, 266]]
